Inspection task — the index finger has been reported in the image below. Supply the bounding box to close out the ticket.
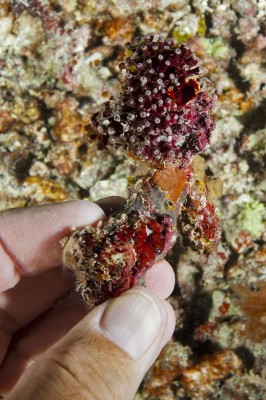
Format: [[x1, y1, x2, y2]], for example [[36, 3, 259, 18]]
[[0, 200, 105, 292]]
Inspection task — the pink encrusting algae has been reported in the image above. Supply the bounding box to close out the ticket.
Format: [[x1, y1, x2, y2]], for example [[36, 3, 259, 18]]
[[62, 35, 221, 307]]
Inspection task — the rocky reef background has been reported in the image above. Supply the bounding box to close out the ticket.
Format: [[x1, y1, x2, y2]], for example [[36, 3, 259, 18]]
[[0, 1, 265, 398]]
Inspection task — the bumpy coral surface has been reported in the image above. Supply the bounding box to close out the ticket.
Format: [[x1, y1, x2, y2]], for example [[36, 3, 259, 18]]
[[63, 172, 182, 307], [63, 210, 175, 307], [89, 35, 215, 167]]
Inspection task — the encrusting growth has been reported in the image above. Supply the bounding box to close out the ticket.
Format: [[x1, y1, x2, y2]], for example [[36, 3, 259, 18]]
[[62, 35, 222, 307]]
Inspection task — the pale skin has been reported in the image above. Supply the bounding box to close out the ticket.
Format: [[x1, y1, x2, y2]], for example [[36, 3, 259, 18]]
[[0, 199, 176, 399]]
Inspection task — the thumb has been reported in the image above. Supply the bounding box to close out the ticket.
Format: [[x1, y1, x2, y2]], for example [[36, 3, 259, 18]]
[[7, 287, 176, 400]]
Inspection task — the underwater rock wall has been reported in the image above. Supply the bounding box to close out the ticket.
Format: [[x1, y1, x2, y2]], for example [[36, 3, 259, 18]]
[[0, 1, 265, 399]]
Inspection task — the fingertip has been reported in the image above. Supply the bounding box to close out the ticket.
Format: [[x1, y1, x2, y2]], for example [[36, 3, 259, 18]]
[[0, 200, 106, 279], [161, 300, 176, 347], [145, 260, 175, 299], [58, 200, 106, 227]]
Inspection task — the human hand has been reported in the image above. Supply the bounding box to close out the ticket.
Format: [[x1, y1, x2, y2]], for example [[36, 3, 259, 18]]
[[0, 199, 176, 400]]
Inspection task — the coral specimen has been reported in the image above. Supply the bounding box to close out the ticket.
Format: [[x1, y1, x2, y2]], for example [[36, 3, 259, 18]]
[[62, 36, 221, 307], [88, 35, 215, 167]]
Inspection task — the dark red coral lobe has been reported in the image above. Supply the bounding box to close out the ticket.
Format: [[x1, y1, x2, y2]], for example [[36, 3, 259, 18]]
[[63, 210, 176, 306], [132, 214, 174, 277], [89, 35, 215, 167]]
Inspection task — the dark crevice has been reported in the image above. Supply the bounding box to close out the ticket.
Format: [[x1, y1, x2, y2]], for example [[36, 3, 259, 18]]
[[167, 240, 185, 271], [0, 89, 14, 102], [204, 12, 213, 37], [78, 187, 91, 199], [166, 240, 186, 297], [174, 289, 214, 352], [190, 292, 213, 328], [53, 3, 62, 12], [37, 98, 55, 142], [189, 0, 196, 14], [77, 96, 94, 109], [103, 45, 124, 79], [227, 25, 251, 95], [84, 34, 103, 53], [227, 58, 250, 94], [234, 346, 255, 371], [205, 166, 215, 177], [134, 21, 144, 39], [191, 340, 222, 359], [243, 154, 265, 179], [234, 99, 266, 177], [238, 98, 266, 134], [223, 247, 239, 279], [77, 143, 88, 158], [10, 152, 35, 182], [230, 32, 246, 59]]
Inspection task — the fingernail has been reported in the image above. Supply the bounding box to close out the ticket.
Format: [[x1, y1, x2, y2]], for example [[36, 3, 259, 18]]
[[100, 288, 166, 359]]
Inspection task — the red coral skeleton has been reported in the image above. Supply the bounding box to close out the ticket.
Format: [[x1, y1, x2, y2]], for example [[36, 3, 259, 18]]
[[62, 35, 221, 307]]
